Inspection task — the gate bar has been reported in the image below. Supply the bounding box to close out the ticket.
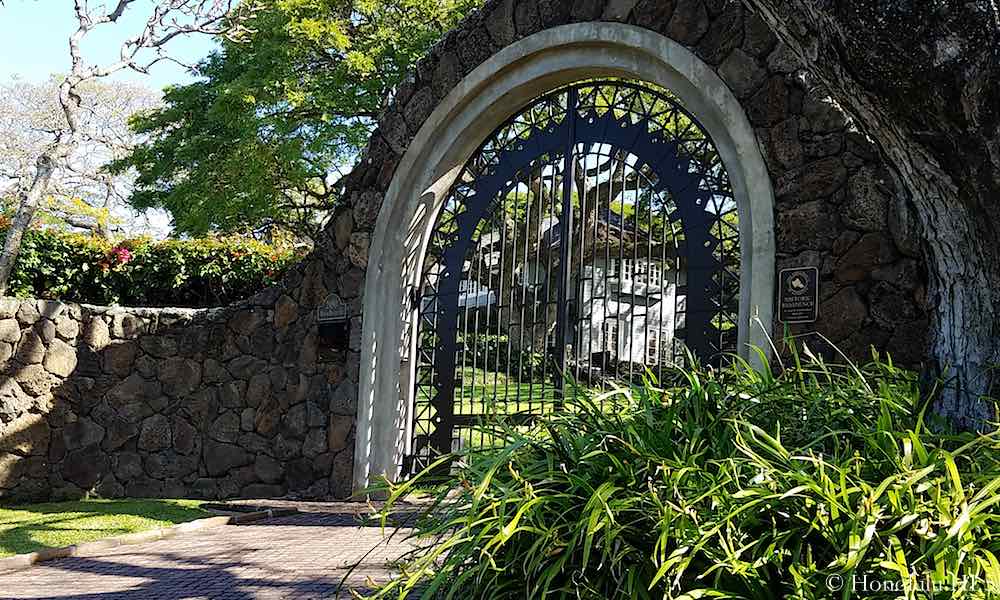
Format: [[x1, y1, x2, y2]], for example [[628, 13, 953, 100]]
[[553, 88, 578, 394]]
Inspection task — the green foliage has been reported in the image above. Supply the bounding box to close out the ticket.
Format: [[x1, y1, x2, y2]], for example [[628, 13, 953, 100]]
[[460, 334, 546, 380], [112, 0, 479, 239], [370, 351, 1000, 599], [5, 226, 300, 307]]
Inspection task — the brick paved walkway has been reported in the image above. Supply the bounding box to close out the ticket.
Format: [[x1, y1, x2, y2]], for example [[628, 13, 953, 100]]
[[0, 504, 418, 599]]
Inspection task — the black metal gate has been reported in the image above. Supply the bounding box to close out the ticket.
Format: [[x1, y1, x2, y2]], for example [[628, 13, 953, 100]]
[[406, 81, 740, 473]]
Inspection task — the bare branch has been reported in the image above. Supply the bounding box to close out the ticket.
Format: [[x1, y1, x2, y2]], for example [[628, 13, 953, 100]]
[[0, 0, 263, 292]]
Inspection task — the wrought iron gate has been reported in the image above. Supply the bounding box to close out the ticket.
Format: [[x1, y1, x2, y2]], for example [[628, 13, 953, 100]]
[[405, 80, 740, 473]]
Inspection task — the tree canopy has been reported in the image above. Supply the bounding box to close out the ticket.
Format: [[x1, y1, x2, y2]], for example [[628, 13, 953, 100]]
[[0, 76, 161, 237], [114, 0, 479, 241]]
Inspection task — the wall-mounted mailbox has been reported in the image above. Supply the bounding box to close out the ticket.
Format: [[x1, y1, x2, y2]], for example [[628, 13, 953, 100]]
[[317, 293, 351, 353]]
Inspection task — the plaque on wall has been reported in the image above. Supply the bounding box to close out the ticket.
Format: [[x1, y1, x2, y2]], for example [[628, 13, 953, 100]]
[[778, 267, 819, 324]]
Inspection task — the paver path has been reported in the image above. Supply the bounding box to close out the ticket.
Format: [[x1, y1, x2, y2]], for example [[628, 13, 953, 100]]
[[0, 503, 416, 599]]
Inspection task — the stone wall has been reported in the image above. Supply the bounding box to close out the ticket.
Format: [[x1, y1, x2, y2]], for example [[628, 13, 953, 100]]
[[765, 81, 929, 364], [0, 296, 355, 502], [0, 0, 934, 502]]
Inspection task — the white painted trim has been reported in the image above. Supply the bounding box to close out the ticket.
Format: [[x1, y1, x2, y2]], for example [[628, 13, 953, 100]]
[[354, 22, 776, 493]]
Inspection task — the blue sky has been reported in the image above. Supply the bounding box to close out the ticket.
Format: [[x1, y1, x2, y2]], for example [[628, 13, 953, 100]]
[[0, 0, 219, 91]]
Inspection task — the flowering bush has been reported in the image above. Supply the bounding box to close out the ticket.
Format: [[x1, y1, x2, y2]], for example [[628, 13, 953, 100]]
[[107, 245, 134, 268], [5, 228, 304, 307]]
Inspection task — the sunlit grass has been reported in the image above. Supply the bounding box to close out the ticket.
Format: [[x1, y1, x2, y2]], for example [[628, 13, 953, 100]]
[[0, 499, 210, 557]]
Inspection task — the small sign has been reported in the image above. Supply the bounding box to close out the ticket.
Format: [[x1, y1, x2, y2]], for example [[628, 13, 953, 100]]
[[778, 267, 819, 324], [317, 294, 349, 324]]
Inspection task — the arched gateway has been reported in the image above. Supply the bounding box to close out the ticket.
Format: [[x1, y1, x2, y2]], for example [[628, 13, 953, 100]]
[[409, 80, 741, 473], [355, 23, 777, 490], [0, 4, 934, 504]]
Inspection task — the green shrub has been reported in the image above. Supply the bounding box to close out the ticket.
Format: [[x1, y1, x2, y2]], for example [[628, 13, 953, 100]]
[[460, 334, 546, 379], [5, 226, 303, 307], [369, 350, 1000, 599]]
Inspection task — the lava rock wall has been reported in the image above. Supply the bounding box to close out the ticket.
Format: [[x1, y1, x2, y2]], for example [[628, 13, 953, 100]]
[[0, 298, 353, 502], [0, 0, 931, 502]]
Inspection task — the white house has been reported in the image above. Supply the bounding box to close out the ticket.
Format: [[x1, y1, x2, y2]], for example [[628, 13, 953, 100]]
[[449, 211, 686, 372]]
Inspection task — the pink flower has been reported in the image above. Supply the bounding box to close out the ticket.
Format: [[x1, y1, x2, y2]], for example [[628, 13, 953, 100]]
[[110, 246, 133, 265]]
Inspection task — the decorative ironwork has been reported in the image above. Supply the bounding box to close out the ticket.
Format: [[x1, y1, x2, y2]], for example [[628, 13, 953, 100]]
[[405, 80, 740, 474]]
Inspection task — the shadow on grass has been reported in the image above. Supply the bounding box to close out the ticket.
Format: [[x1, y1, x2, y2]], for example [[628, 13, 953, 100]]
[[0, 499, 210, 557]]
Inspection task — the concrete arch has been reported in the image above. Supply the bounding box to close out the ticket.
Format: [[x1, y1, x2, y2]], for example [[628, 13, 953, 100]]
[[354, 22, 776, 492]]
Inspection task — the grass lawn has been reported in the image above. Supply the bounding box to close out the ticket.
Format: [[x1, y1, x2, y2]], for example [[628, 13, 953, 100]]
[[0, 499, 211, 557], [416, 367, 641, 452]]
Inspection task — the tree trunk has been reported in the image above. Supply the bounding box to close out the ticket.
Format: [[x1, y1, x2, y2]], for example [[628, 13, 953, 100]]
[[743, 0, 1000, 429], [0, 153, 58, 296], [902, 151, 998, 430]]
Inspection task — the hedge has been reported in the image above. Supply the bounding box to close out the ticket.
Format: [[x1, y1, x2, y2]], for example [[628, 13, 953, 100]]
[[4, 226, 303, 308]]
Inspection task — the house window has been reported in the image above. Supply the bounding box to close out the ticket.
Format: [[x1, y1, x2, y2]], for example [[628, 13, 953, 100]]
[[636, 259, 648, 283], [646, 329, 659, 365], [612, 259, 663, 285], [603, 320, 619, 357], [648, 261, 662, 286], [612, 259, 635, 281], [645, 328, 675, 366]]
